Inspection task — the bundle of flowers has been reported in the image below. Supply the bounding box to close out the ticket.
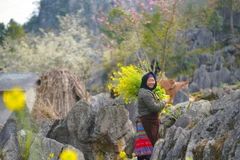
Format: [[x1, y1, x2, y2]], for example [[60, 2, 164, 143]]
[[108, 63, 143, 104], [108, 63, 170, 104]]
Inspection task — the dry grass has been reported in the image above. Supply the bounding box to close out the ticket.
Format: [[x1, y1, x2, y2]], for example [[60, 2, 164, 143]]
[[32, 68, 90, 124]]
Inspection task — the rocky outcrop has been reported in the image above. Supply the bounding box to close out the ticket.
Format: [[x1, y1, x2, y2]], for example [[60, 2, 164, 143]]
[[1, 85, 240, 159], [152, 87, 240, 160], [25, 0, 113, 33], [1, 129, 84, 160], [189, 45, 240, 92], [46, 99, 135, 160], [185, 28, 214, 51], [0, 107, 85, 160]]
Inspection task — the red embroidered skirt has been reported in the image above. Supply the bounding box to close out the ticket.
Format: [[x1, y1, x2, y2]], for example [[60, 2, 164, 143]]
[[134, 122, 153, 156]]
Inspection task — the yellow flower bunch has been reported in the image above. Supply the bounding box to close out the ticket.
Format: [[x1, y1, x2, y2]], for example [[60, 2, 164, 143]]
[[119, 151, 127, 160], [59, 149, 78, 160], [108, 63, 144, 104], [3, 86, 26, 111], [108, 63, 171, 105]]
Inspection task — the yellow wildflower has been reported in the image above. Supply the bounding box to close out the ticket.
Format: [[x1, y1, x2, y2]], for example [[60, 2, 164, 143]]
[[3, 86, 25, 111], [132, 152, 136, 157], [59, 149, 78, 160], [119, 151, 127, 160], [48, 153, 54, 160]]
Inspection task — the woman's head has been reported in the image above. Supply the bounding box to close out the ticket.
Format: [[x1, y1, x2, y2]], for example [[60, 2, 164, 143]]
[[140, 72, 157, 91]]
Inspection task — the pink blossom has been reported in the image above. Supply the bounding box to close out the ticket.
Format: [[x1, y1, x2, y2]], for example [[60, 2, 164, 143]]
[[97, 17, 105, 23], [131, 7, 136, 13]]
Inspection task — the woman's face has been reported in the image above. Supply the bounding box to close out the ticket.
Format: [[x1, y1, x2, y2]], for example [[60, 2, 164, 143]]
[[147, 76, 155, 88]]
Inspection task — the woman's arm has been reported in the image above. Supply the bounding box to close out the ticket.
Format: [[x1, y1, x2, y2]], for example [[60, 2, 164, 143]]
[[141, 90, 166, 112]]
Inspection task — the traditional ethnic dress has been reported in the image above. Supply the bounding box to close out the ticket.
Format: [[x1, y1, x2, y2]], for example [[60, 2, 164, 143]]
[[134, 121, 153, 156]]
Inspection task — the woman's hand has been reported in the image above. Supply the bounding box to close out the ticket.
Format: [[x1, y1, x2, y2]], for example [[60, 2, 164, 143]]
[[162, 99, 171, 105]]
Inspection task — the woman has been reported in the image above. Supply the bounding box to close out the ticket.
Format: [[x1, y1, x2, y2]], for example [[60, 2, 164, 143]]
[[137, 72, 167, 147]]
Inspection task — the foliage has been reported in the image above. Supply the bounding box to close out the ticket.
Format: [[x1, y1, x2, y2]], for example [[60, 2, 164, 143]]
[[0, 23, 5, 45], [3, 87, 38, 160], [0, 13, 97, 79], [18, 131, 34, 160], [5, 19, 26, 39], [98, 0, 183, 75], [206, 9, 222, 32], [212, 0, 240, 36], [108, 63, 144, 103], [220, 83, 228, 88], [167, 46, 197, 78], [153, 85, 170, 101], [108, 63, 170, 105], [237, 82, 240, 87], [171, 107, 182, 120]]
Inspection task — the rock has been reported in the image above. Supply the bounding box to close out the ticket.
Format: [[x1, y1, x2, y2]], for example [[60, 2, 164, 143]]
[[17, 130, 85, 160], [0, 108, 37, 149], [90, 92, 116, 113], [152, 126, 191, 160], [0, 135, 21, 160], [47, 100, 135, 160], [173, 88, 189, 105], [185, 28, 214, 51], [174, 100, 211, 129], [151, 89, 240, 159], [124, 100, 138, 124]]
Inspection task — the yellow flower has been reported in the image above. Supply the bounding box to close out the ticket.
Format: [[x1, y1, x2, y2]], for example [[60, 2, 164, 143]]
[[59, 149, 78, 160], [3, 86, 25, 111], [132, 153, 136, 157], [48, 153, 54, 160], [119, 151, 127, 159], [186, 157, 193, 160]]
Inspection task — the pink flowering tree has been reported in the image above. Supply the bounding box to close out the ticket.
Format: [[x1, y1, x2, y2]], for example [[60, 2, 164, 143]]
[[97, 0, 182, 76]]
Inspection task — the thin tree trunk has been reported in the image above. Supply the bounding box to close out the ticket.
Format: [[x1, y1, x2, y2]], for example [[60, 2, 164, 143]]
[[161, 3, 176, 75], [230, 0, 234, 36], [213, 29, 216, 53]]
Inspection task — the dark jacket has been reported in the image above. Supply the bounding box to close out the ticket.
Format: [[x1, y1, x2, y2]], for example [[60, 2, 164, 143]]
[[137, 88, 166, 116]]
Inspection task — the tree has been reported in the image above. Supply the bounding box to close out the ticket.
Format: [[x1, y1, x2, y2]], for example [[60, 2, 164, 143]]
[[97, 0, 182, 77], [0, 13, 97, 80], [0, 23, 5, 45], [213, 0, 240, 36], [207, 9, 222, 53], [5, 19, 26, 39]]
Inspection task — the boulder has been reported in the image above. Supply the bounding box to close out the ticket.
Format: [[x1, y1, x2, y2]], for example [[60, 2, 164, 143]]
[[151, 88, 240, 160], [47, 100, 135, 160]]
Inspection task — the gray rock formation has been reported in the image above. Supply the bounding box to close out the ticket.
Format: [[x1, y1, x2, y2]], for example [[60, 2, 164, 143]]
[[25, 0, 113, 34], [18, 130, 84, 160], [185, 28, 214, 51], [47, 99, 135, 160], [0, 107, 85, 160], [152, 87, 240, 160], [189, 45, 240, 92]]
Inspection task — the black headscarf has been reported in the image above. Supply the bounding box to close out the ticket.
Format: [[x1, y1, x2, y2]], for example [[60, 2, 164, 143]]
[[140, 71, 157, 91]]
